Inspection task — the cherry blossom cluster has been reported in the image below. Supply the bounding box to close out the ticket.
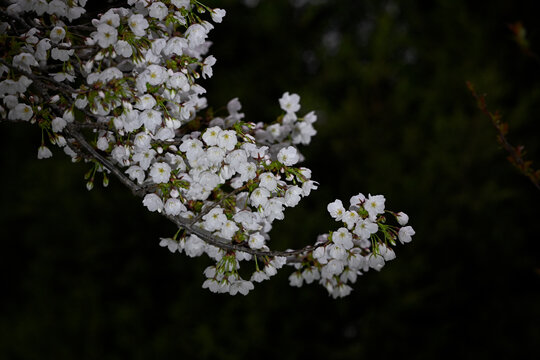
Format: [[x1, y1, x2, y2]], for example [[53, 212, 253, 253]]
[[0, 0, 414, 298], [288, 194, 414, 298]]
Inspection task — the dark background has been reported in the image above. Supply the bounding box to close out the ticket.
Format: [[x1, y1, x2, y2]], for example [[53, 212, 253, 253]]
[[1, 0, 540, 358]]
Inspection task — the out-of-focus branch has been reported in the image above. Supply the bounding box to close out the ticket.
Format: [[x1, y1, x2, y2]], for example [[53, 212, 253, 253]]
[[467, 81, 540, 191], [508, 22, 540, 64]]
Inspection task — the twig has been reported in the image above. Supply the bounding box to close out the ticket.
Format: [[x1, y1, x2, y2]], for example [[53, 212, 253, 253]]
[[467, 81, 540, 191]]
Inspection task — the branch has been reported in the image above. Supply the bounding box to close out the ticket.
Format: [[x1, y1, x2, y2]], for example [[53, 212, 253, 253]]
[[467, 81, 540, 191], [65, 123, 147, 196], [64, 123, 318, 261]]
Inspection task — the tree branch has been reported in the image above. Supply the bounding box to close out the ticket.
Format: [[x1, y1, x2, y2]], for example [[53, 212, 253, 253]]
[[64, 123, 318, 261], [467, 81, 540, 191]]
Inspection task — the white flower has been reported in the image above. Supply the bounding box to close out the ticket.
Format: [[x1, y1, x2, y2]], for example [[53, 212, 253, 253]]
[[202, 126, 222, 146], [133, 149, 156, 170], [398, 226, 415, 244], [211, 8, 226, 23], [217, 130, 237, 150], [149, 1, 168, 20], [348, 252, 366, 269], [125, 165, 145, 184], [227, 97, 244, 121], [267, 124, 282, 140], [264, 263, 277, 277], [164, 198, 186, 216], [37, 145, 52, 159], [233, 211, 261, 231], [128, 14, 149, 37], [151, 38, 167, 56], [353, 218, 378, 240], [313, 246, 328, 264], [35, 39, 51, 61], [302, 267, 320, 284], [342, 210, 359, 229], [250, 187, 270, 208], [365, 194, 386, 219], [229, 280, 254, 296], [225, 149, 248, 171], [51, 48, 74, 62], [13, 52, 38, 73], [284, 185, 302, 207], [180, 138, 204, 158], [350, 193, 366, 207], [3, 95, 18, 109], [167, 72, 190, 91], [248, 233, 265, 249], [379, 244, 396, 261], [202, 208, 227, 231], [114, 40, 133, 57], [100, 10, 120, 27], [67, 6, 85, 22], [15, 76, 32, 94], [24, 28, 39, 45], [50, 26, 66, 43], [263, 198, 285, 222], [163, 36, 187, 56], [171, 0, 191, 9], [327, 199, 346, 221], [47, 0, 67, 16], [97, 136, 110, 151], [51, 72, 75, 82], [145, 64, 168, 86], [238, 162, 257, 182], [289, 272, 303, 287], [277, 146, 299, 166], [339, 268, 356, 285], [149, 162, 171, 184], [396, 212, 409, 226], [368, 254, 385, 271], [202, 279, 219, 293], [220, 220, 239, 239], [54, 135, 66, 147], [133, 132, 151, 149], [159, 238, 178, 253], [100, 67, 123, 83], [140, 109, 162, 133], [135, 94, 156, 110], [155, 127, 175, 141], [322, 259, 344, 278], [333, 284, 352, 299], [251, 270, 269, 283], [95, 23, 117, 48], [184, 235, 206, 257], [51, 117, 67, 132], [332, 227, 354, 249], [143, 193, 163, 212], [279, 92, 301, 114], [8, 103, 33, 121], [202, 55, 216, 78], [185, 23, 208, 48], [197, 171, 220, 190], [259, 172, 278, 192]]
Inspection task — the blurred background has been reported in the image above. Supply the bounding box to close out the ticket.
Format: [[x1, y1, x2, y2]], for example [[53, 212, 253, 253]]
[[1, 0, 540, 358]]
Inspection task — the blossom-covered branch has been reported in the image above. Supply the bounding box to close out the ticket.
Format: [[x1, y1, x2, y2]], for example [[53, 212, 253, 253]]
[[0, 0, 414, 298]]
